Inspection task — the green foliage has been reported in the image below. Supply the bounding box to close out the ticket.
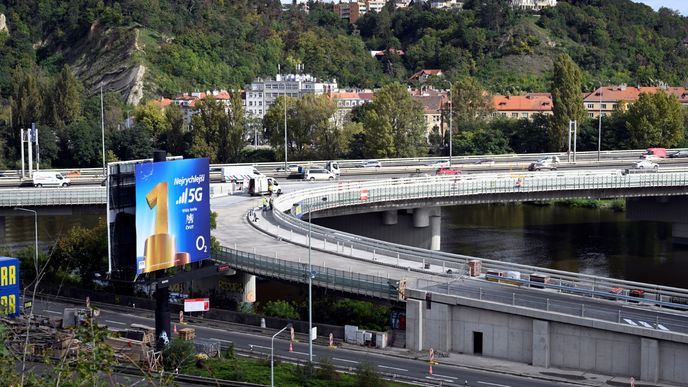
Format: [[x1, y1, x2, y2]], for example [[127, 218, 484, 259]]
[[50, 218, 108, 288], [451, 77, 494, 125], [625, 92, 684, 148], [356, 362, 387, 387], [453, 125, 512, 156], [550, 53, 585, 151], [261, 300, 300, 320], [162, 338, 196, 371], [326, 298, 389, 332]]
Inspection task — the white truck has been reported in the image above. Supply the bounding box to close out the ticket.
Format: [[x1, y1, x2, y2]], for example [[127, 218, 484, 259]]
[[248, 176, 281, 196], [33, 171, 71, 187], [221, 166, 262, 185], [325, 161, 341, 176]]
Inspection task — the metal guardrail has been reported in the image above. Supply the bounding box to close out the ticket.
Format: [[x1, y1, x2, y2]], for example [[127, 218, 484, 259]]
[[0, 187, 106, 207], [271, 170, 688, 304], [214, 246, 398, 300]]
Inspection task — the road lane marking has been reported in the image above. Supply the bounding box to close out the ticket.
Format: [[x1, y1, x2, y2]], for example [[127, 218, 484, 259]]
[[478, 381, 510, 387], [332, 357, 359, 364], [377, 365, 408, 372], [657, 324, 670, 331], [105, 320, 126, 325], [638, 321, 653, 328], [292, 351, 314, 356], [429, 373, 456, 379], [623, 318, 638, 326], [210, 338, 234, 343], [426, 376, 455, 383], [250, 345, 271, 350], [45, 310, 62, 315]]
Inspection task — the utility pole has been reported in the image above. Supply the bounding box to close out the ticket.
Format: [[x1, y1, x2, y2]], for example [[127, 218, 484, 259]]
[[101, 84, 106, 176], [597, 83, 603, 162]]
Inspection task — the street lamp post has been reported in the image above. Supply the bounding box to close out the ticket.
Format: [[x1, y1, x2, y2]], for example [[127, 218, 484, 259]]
[[271, 323, 292, 387], [306, 196, 327, 364], [14, 207, 37, 387], [100, 84, 106, 176], [597, 82, 603, 162], [448, 81, 453, 167]]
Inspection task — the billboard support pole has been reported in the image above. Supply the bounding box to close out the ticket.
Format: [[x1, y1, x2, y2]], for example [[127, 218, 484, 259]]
[[152, 149, 171, 351]]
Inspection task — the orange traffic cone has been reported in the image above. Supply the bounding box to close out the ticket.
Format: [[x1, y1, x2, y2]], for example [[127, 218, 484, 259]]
[[173, 324, 177, 334], [289, 340, 294, 352], [428, 363, 433, 375]]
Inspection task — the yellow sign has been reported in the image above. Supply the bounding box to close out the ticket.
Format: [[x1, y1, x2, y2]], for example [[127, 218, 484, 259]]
[[0, 265, 16, 287]]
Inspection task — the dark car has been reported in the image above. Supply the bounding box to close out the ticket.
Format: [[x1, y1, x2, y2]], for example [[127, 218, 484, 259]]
[[669, 150, 688, 158]]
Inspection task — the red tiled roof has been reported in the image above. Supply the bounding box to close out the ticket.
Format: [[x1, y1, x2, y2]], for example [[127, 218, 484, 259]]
[[493, 94, 553, 112], [409, 69, 444, 81], [152, 98, 173, 107], [584, 86, 688, 103]]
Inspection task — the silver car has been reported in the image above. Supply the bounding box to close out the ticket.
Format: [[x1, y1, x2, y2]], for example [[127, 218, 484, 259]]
[[303, 168, 336, 181]]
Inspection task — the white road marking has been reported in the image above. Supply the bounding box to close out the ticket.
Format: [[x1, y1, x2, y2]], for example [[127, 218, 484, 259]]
[[426, 376, 455, 383], [657, 324, 670, 331], [105, 320, 126, 325], [45, 310, 62, 315], [292, 351, 314, 356], [250, 345, 271, 350], [429, 373, 456, 379], [210, 338, 234, 343], [623, 318, 638, 326], [638, 321, 653, 328], [478, 381, 511, 387], [377, 365, 408, 372], [332, 357, 359, 364]]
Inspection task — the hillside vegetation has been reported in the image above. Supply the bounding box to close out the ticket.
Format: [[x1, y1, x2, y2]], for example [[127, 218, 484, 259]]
[[0, 0, 687, 98]]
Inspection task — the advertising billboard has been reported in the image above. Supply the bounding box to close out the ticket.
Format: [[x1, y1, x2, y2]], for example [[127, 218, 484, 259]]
[[184, 298, 210, 312], [0, 257, 20, 317], [135, 158, 210, 274]]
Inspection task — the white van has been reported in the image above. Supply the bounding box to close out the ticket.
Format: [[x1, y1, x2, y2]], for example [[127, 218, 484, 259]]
[[33, 171, 71, 187]]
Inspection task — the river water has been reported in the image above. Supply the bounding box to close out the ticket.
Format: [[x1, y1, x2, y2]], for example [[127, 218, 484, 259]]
[[2, 204, 685, 289], [442, 203, 688, 288]]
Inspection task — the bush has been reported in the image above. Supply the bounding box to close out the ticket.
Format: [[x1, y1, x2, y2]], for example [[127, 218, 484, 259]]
[[162, 338, 196, 371], [355, 362, 386, 387], [316, 357, 340, 381], [329, 299, 389, 332], [262, 300, 300, 320]]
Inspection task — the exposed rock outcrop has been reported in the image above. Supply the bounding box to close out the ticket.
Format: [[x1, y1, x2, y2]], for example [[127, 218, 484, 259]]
[[0, 14, 8, 34], [68, 22, 148, 105]]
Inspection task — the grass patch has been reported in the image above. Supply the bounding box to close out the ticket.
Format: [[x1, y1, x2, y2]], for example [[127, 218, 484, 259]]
[[181, 356, 411, 386]]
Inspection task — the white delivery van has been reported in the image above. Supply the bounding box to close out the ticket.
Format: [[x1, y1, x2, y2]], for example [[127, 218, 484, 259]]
[[325, 161, 341, 176], [221, 166, 262, 185], [33, 171, 71, 187], [248, 176, 282, 196]]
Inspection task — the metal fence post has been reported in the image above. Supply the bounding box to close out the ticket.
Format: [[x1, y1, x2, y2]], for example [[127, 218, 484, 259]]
[[546, 299, 550, 311], [581, 304, 585, 317], [512, 293, 516, 305], [373, 249, 376, 261]]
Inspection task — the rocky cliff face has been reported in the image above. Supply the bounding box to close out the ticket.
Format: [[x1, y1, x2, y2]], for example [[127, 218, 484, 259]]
[[69, 23, 147, 105], [0, 14, 8, 34]]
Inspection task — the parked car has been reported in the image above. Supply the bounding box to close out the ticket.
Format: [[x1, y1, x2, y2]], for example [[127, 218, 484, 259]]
[[629, 289, 645, 302], [528, 162, 557, 171], [358, 159, 381, 168], [428, 160, 450, 168], [436, 167, 461, 175], [633, 160, 658, 170], [669, 150, 688, 158], [274, 164, 300, 172], [303, 168, 336, 181]]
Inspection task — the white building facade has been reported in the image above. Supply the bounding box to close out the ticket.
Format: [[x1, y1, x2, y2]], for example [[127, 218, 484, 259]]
[[510, 0, 557, 10], [244, 74, 338, 119]]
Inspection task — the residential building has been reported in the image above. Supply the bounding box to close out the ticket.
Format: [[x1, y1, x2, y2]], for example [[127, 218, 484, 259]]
[[410, 87, 450, 138], [492, 93, 553, 119], [329, 90, 374, 128], [333, 0, 385, 23], [244, 73, 338, 119], [370, 48, 405, 58], [430, 0, 464, 9], [409, 69, 444, 83], [171, 90, 232, 123], [510, 0, 557, 11], [583, 85, 688, 118], [394, 0, 413, 8]]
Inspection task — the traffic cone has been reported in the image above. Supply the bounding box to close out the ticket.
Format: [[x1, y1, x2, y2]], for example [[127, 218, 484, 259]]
[[173, 324, 177, 334], [289, 340, 293, 352], [428, 363, 433, 375]]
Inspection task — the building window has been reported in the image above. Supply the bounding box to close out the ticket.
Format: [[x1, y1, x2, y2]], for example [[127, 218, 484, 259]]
[[522, 113, 528, 118], [601, 104, 607, 109], [588, 113, 594, 118], [511, 113, 518, 118], [612, 104, 618, 109], [587, 104, 594, 109]]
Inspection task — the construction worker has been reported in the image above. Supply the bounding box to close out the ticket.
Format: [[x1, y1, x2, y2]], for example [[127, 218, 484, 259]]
[[261, 196, 268, 212]]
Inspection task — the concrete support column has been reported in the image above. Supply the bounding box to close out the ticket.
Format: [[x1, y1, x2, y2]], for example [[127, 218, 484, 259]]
[[242, 273, 256, 303], [412, 207, 430, 228], [672, 223, 688, 245], [0, 216, 5, 243], [430, 207, 441, 251], [382, 210, 398, 225], [405, 299, 423, 351], [640, 338, 659, 383], [532, 320, 550, 368]]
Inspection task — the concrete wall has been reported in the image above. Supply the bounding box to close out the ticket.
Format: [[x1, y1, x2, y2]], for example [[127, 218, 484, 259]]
[[406, 290, 688, 385]]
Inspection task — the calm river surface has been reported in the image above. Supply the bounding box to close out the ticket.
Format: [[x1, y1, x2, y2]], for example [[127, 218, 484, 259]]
[[442, 203, 688, 288]]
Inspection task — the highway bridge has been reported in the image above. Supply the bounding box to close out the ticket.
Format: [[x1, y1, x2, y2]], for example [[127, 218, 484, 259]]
[[3, 152, 688, 384]]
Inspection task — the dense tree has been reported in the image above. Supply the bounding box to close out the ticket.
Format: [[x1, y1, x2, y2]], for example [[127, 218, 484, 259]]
[[160, 104, 188, 156], [361, 82, 426, 158], [625, 92, 684, 148], [550, 54, 585, 151], [295, 94, 338, 159], [189, 97, 224, 162], [219, 91, 247, 163], [51, 218, 108, 288], [45, 65, 83, 130], [451, 77, 494, 128], [111, 126, 154, 161]]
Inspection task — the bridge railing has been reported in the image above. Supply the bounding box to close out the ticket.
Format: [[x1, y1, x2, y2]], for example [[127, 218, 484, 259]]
[[271, 171, 688, 306], [213, 246, 398, 300], [0, 187, 106, 207]]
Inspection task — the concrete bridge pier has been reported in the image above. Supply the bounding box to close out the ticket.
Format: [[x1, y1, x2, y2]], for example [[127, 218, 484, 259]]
[[626, 195, 688, 244], [243, 273, 256, 303], [412, 207, 441, 251], [672, 223, 688, 245], [382, 210, 398, 225]]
